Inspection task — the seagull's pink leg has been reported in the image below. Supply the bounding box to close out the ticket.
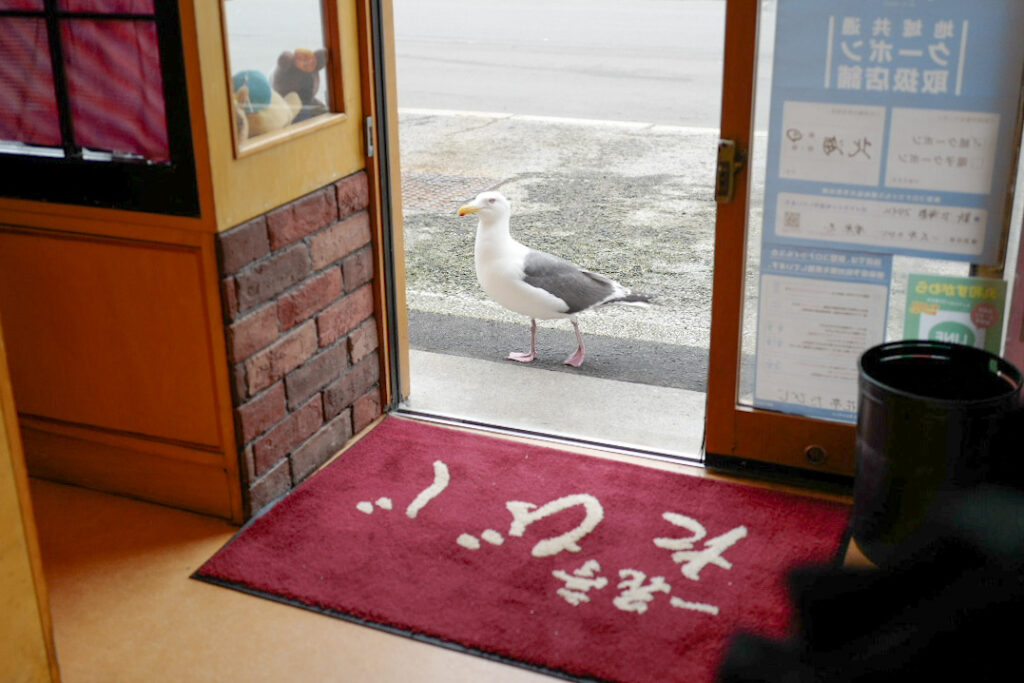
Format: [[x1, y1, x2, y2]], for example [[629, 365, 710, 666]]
[[507, 319, 537, 363], [563, 319, 586, 367]]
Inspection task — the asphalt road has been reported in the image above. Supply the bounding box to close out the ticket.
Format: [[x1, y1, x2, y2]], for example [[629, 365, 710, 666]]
[[409, 310, 714, 391]]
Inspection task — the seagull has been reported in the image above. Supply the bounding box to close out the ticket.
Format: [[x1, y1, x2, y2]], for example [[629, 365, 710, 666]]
[[457, 191, 652, 367]]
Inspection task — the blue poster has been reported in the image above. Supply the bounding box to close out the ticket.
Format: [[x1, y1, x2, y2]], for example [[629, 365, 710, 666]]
[[763, 0, 1024, 264]]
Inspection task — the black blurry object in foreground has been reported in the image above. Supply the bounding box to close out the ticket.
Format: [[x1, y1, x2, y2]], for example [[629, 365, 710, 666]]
[[717, 486, 1024, 682]]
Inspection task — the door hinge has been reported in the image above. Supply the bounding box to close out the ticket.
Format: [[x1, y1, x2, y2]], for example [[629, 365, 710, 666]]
[[715, 139, 746, 204], [364, 115, 375, 158]]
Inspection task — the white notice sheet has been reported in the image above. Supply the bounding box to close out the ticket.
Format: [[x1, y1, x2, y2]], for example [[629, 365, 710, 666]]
[[753, 246, 892, 423]]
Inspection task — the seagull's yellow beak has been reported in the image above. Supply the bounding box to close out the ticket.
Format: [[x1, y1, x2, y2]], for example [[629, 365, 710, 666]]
[[457, 203, 479, 217]]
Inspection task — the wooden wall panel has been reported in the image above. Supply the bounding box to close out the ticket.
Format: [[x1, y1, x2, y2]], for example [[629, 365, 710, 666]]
[[20, 425, 235, 519], [0, 228, 223, 448]]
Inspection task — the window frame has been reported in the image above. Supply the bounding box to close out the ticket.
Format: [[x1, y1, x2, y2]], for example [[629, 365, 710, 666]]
[[0, 0, 200, 217], [218, 0, 347, 160]]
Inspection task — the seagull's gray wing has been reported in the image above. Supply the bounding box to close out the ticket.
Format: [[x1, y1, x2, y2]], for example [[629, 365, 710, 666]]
[[521, 249, 616, 314]]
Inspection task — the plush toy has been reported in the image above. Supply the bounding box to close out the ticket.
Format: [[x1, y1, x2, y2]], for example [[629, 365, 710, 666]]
[[232, 70, 302, 138], [231, 85, 250, 142], [272, 48, 329, 122]]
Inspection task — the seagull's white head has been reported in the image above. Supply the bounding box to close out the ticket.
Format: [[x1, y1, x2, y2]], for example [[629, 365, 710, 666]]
[[457, 191, 511, 222]]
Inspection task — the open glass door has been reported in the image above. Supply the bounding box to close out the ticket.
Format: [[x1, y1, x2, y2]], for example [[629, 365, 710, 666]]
[[706, 0, 1024, 478], [390, 0, 728, 459]]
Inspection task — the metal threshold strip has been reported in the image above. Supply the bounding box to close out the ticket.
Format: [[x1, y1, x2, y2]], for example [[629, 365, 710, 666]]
[[394, 407, 706, 469]]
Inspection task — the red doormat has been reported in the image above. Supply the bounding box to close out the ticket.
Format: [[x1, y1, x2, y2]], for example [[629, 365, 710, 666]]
[[196, 417, 850, 682]]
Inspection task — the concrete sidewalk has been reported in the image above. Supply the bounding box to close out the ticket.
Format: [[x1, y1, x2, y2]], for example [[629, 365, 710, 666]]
[[403, 350, 707, 458]]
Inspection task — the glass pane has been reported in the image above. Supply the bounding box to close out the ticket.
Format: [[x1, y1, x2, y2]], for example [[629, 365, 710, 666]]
[[61, 19, 170, 161], [0, 18, 61, 152], [59, 0, 155, 13], [741, 0, 1024, 422], [395, 1, 725, 457], [222, 0, 332, 142]]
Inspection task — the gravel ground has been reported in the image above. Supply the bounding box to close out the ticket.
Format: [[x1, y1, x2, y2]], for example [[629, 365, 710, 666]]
[[398, 110, 739, 350]]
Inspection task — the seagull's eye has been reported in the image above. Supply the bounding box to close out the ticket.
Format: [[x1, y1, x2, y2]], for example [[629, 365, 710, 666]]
[[488, 198, 496, 204]]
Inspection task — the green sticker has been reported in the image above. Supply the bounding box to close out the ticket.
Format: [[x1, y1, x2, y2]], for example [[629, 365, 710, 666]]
[[927, 321, 975, 347], [904, 274, 1006, 353]]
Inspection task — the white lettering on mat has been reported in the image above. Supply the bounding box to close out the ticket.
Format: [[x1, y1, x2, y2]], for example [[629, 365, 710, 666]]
[[355, 459, 751, 618]]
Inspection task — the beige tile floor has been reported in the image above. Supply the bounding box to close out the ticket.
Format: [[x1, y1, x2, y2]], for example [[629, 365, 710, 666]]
[[30, 479, 553, 683], [29, 422, 853, 683]]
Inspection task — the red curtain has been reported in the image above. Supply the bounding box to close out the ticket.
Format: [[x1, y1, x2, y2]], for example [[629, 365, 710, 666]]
[[59, 0, 154, 13], [0, 18, 62, 147], [61, 18, 169, 161], [0, 1, 45, 10], [0, 0, 169, 161]]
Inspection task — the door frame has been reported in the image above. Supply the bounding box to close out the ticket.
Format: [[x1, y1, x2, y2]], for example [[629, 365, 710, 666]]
[[366, 0, 858, 477], [704, 1, 857, 479], [360, 0, 410, 409]]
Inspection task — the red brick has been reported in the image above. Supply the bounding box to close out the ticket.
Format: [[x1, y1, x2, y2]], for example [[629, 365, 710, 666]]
[[252, 395, 324, 476], [310, 212, 371, 270], [218, 216, 269, 273], [220, 277, 239, 322], [236, 382, 286, 444], [323, 351, 379, 419], [242, 444, 256, 483], [290, 409, 353, 484], [252, 415, 297, 476], [353, 388, 382, 433], [227, 304, 279, 362], [295, 393, 325, 437], [336, 171, 369, 217], [248, 457, 292, 516], [267, 187, 338, 251], [235, 243, 311, 312], [230, 363, 247, 404], [348, 319, 378, 365], [277, 267, 343, 331], [245, 321, 318, 394], [284, 339, 348, 410], [342, 246, 374, 292], [316, 284, 374, 347]]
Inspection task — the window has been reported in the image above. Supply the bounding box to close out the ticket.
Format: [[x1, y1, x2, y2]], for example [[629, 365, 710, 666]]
[[0, 0, 199, 216], [221, 0, 338, 152]]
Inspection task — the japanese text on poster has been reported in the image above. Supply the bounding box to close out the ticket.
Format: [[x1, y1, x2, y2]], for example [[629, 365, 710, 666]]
[[764, 0, 1024, 264], [754, 246, 892, 423]]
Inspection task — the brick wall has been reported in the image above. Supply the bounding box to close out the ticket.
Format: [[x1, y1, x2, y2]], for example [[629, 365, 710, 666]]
[[217, 170, 383, 517]]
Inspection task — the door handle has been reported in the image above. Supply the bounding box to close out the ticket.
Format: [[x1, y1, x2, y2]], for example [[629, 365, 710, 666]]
[[715, 139, 746, 204]]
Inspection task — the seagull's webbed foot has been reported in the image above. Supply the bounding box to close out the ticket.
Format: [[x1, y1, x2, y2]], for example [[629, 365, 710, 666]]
[[563, 319, 586, 368], [563, 348, 585, 367], [507, 318, 538, 364]]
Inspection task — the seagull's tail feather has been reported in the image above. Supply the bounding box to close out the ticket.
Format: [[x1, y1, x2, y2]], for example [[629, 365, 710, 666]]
[[604, 290, 654, 308]]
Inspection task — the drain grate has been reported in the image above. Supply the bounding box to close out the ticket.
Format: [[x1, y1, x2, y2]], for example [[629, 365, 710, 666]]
[[400, 172, 503, 213]]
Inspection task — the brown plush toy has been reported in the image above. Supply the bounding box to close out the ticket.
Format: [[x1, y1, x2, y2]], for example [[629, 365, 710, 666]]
[[272, 48, 329, 123]]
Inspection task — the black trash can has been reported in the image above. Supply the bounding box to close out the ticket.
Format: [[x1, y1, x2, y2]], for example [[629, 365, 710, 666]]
[[852, 341, 1023, 566]]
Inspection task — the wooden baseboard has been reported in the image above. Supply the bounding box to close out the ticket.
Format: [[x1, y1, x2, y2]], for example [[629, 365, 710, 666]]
[[20, 423, 237, 520]]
